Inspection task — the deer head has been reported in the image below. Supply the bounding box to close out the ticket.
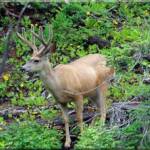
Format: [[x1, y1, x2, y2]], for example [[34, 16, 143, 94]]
[[17, 25, 54, 72]]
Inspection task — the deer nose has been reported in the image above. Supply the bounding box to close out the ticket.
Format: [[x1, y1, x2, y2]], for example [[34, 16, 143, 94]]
[[21, 66, 25, 72], [21, 65, 27, 72]]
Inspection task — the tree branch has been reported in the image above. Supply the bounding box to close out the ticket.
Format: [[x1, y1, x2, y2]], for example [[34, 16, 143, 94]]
[[0, 3, 29, 76]]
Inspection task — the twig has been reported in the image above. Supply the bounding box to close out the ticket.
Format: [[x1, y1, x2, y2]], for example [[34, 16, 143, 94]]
[[84, 113, 98, 124], [140, 125, 149, 147], [5, 8, 20, 18], [129, 52, 142, 72], [16, 3, 29, 30]]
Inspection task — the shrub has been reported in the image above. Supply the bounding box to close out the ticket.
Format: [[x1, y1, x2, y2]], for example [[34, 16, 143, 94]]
[[75, 122, 119, 150], [0, 121, 62, 149], [75, 102, 150, 150]]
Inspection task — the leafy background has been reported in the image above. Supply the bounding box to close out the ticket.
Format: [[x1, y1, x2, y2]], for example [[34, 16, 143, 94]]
[[0, 1, 150, 149]]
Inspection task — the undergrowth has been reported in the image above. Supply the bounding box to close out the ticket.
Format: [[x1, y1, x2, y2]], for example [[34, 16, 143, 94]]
[[0, 2, 149, 149], [75, 101, 150, 150], [0, 121, 62, 149]]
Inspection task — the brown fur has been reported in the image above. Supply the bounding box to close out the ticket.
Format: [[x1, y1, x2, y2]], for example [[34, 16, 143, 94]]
[[17, 29, 115, 148], [22, 53, 114, 148]]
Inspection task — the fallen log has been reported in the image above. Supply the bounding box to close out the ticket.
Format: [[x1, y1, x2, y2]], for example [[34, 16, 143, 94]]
[[0, 100, 143, 128]]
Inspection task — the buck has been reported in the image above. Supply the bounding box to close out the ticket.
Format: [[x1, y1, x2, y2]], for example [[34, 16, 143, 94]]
[[17, 25, 115, 148]]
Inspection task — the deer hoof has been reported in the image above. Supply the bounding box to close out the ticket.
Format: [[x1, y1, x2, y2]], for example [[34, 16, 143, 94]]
[[65, 140, 71, 148]]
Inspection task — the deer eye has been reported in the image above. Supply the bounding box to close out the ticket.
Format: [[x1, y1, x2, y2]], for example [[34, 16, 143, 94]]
[[33, 59, 40, 63]]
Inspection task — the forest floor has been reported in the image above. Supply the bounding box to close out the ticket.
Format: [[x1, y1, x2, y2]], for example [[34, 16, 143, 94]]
[[0, 2, 150, 149]]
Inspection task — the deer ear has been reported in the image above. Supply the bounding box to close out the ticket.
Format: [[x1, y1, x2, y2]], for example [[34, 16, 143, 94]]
[[39, 42, 56, 57], [50, 42, 56, 53], [42, 42, 56, 58], [44, 42, 56, 55]]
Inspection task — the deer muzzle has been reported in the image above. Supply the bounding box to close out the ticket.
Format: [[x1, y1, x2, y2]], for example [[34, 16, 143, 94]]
[[22, 64, 32, 72]]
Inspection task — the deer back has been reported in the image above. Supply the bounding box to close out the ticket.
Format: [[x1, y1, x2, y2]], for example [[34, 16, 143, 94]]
[[54, 63, 97, 93], [71, 54, 106, 66]]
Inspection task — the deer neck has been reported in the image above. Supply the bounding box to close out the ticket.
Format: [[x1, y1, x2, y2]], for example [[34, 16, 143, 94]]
[[40, 61, 54, 78], [39, 60, 60, 98]]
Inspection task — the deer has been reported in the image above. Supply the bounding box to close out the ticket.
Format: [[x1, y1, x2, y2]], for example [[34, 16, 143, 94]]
[[17, 25, 115, 148]]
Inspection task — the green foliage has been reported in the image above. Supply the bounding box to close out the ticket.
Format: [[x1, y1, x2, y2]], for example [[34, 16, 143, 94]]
[[0, 116, 6, 126], [109, 72, 150, 102], [0, 16, 10, 26], [52, 11, 73, 45], [0, 121, 62, 149], [11, 96, 46, 107], [0, 82, 7, 97], [21, 16, 32, 28], [75, 122, 119, 149], [62, 3, 86, 24], [0, 36, 6, 54], [112, 27, 141, 43], [41, 108, 58, 121], [117, 102, 150, 149], [76, 102, 150, 150]]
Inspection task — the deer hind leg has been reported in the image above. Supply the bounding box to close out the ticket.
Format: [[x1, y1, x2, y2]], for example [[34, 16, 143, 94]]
[[95, 82, 108, 123], [60, 104, 71, 148], [75, 96, 84, 133]]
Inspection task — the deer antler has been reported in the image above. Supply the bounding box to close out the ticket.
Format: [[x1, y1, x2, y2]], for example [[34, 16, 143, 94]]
[[17, 27, 38, 53], [31, 27, 47, 47], [17, 24, 53, 56], [31, 25, 53, 55], [44, 25, 53, 52]]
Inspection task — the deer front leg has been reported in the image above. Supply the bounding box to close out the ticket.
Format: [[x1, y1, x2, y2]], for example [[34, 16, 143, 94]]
[[75, 96, 84, 133], [60, 104, 71, 148], [95, 83, 108, 123]]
